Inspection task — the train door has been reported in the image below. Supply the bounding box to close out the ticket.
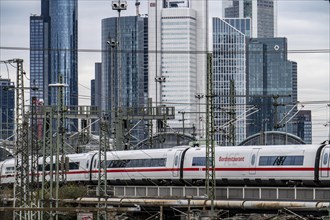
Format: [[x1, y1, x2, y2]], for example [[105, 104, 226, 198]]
[[321, 147, 330, 178], [172, 150, 182, 177], [249, 149, 260, 175]]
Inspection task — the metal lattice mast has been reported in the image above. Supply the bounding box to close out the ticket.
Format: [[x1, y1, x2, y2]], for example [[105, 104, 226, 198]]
[[229, 79, 236, 146], [11, 59, 31, 220], [41, 106, 54, 220], [205, 53, 216, 217], [97, 118, 110, 220], [112, 0, 127, 150], [54, 75, 67, 217], [30, 97, 41, 219]]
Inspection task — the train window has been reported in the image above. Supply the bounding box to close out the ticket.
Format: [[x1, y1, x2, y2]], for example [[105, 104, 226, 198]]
[[323, 153, 328, 165], [69, 162, 80, 170], [151, 158, 166, 167], [125, 158, 166, 167], [192, 157, 206, 166], [259, 156, 304, 166], [94, 160, 97, 168], [5, 167, 14, 173], [86, 160, 89, 169], [107, 160, 128, 168], [251, 154, 256, 166], [175, 156, 179, 166]]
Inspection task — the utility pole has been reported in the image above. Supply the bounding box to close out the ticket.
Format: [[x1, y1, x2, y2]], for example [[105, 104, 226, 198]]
[[205, 53, 216, 218], [112, 0, 127, 150], [41, 76, 67, 220], [229, 80, 236, 146], [13, 59, 30, 220], [107, 38, 118, 145], [0, 59, 36, 220], [41, 106, 54, 220], [97, 117, 110, 220]]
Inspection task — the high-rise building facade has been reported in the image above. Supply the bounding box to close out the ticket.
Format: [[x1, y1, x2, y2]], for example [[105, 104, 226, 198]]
[[296, 110, 312, 144], [246, 38, 297, 136], [49, 0, 78, 110], [0, 79, 15, 140], [222, 0, 277, 38], [212, 18, 251, 145], [91, 62, 102, 134], [101, 16, 148, 145], [30, 16, 46, 102], [30, 0, 78, 131], [148, 0, 208, 136]]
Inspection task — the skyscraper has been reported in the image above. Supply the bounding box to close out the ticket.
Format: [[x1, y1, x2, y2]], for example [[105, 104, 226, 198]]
[[30, 16, 46, 103], [223, 0, 277, 38], [296, 110, 312, 144], [246, 38, 297, 136], [101, 16, 148, 145], [212, 17, 251, 145], [91, 62, 102, 134], [30, 0, 78, 131], [148, 0, 208, 136], [0, 79, 15, 140]]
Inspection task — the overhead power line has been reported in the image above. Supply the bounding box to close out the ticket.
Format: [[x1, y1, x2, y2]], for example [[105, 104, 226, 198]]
[[0, 46, 329, 54]]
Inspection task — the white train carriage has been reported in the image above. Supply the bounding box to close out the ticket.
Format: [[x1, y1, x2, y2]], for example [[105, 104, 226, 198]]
[[0, 158, 15, 185], [90, 147, 188, 185], [182, 145, 321, 186], [37, 152, 96, 183]]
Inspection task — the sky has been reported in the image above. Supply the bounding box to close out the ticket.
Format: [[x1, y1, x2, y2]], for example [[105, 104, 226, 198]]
[[0, 0, 329, 144]]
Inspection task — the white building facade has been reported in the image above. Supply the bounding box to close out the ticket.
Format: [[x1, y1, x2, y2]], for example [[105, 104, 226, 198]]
[[148, 0, 208, 137]]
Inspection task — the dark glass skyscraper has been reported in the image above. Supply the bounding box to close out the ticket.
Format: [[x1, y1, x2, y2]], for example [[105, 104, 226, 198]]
[[101, 16, 148, 146], [91, 62, 102, 134], [296, 110, 312, 144], [30, 0, 78, 131], [246, 38, 298, 136], [101, 16, 148, 112], [30, 16, 46, 102], [49, 0, 78, 109], [0, 79, 15, 140]]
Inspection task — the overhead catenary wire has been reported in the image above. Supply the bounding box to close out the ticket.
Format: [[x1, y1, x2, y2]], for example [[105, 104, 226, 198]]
[[1, 46, 330, 54]]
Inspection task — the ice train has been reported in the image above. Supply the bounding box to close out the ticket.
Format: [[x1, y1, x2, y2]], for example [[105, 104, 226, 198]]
[[1, 143, 330, 186]]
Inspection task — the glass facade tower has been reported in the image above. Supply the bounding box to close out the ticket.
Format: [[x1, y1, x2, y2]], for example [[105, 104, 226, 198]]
[[101, 16, 148, 145], [49, 0, 78, 110], [213, 18, 251, 145], [30, 0, 78, 131], [0, 79, 15, 140], [246, 38, 298, 136], [296, 110, 312, 144], [30, 16, 46, 102]]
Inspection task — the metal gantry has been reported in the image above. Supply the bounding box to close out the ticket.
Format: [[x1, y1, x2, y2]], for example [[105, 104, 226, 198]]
[[205, 53, 216, 217]]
